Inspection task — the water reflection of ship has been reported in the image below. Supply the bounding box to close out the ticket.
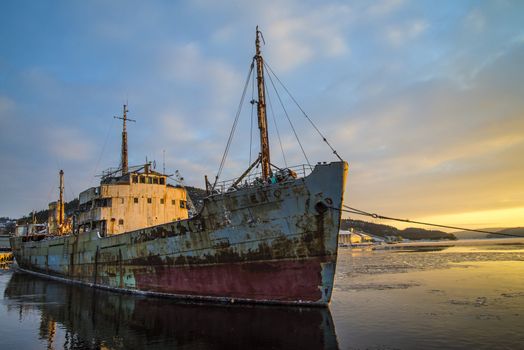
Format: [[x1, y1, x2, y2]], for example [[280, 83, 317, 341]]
[[4, 272, 339, 349]]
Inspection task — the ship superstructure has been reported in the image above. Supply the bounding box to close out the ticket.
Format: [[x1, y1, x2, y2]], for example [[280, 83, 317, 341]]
[[76, 104, 188, 235], [77, 164, 188, 235]]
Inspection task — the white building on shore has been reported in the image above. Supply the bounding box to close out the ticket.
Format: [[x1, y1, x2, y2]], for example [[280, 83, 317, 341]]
[[338, 228, 376, 246]]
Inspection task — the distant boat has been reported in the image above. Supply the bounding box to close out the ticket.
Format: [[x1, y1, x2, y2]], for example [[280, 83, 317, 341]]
[[10, 27, 348, 306]]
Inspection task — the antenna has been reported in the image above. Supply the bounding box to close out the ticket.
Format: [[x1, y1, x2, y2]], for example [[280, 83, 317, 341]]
[[58, 170, 64, 230], [163, 149, 166, 174], [114, 104, 136, 175]]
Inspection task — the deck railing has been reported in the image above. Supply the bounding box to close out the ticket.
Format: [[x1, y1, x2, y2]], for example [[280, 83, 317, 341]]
[[99, 165, 146, 179], [213, 164, 313, 194]]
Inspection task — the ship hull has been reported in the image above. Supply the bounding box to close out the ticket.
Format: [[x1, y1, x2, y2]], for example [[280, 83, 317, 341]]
[[10, 162, 347, 306]]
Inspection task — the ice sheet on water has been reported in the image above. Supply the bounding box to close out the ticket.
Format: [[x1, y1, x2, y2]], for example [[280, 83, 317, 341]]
[[337, 245, 524, 278], [336, 281, 421, 292]]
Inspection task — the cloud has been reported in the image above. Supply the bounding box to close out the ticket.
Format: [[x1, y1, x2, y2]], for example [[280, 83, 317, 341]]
[[211, 25, 236, 44], [367, 0, 406, 17], [264, 3, 351, 70], [0, 95, 15, 122], [88, 1, 163, 41], [386, 19, 429, 47], [145, 109, 237, 185], [464, 8, 486, 33], [340, 41, 524, 221], [162, 43, 239, 84], [195, 0, 351, 71], [416, 206, 524, 230], [159, 42, 242, 114], [1, 0, 523, 228], [44, 127, 95, 162]]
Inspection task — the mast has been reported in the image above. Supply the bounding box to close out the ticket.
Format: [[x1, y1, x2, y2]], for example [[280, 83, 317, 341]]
[[255, 26, 271, 181], [121, 104, 129, 175], [114, 104, 136, 175], [58, 169, 64, 229]]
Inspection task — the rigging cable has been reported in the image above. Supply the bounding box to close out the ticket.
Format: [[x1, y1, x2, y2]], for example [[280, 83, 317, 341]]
[[249, 64, 256, 166], [264, 62, 343, 162], [265, 77, 288, 168], [264, 64, 311, 168], [46, 157, 62, 204], [213, 61, 254, 190], [46, 177, 56, 204], [89, 120, 115, 188], [334, 205, 523, 238]]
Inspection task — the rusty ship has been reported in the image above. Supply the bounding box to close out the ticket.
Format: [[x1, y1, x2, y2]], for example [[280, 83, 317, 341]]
[[10, 28, 348, 306]]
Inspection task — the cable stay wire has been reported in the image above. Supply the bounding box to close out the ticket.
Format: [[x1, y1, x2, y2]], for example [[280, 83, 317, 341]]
[[89, 119, 115, 188], [46, 177, 56, 204], [265, 78, 288, 168], [65, 184, 74, 204], [213, 61, 254, 190], [46, 157, 63, 204], [264, 64, 311, 168], [264, 61, 343, 162], [335, 205, 522, 238]]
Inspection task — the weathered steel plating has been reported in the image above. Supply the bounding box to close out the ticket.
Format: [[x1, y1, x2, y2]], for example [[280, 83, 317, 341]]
[[11, 162, 347, 306]]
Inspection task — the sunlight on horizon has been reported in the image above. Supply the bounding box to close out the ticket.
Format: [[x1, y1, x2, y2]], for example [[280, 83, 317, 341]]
[[387, 206, 524, 231]]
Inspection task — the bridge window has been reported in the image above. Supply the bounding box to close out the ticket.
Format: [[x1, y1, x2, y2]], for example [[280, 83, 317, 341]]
[[118, 219, 124, 225], [134, 198, 138, 204], [95, 198, 112, 208], [147, 198, 152, 204], [160, 198, 164, 204]]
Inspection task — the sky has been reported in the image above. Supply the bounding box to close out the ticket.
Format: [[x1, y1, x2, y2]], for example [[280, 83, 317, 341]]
[[0, 0, 523, 230]]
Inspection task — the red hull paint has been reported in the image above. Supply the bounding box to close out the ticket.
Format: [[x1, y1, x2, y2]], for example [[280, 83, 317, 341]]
[[134, 257, 329, 302]]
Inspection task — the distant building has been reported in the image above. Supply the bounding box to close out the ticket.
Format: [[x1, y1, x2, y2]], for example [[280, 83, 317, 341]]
[[0, 219, 16, 235], [339, 228, 374, 246]]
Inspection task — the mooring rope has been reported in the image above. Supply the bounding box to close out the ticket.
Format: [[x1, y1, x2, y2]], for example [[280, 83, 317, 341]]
[[333, 205, 523, 238]]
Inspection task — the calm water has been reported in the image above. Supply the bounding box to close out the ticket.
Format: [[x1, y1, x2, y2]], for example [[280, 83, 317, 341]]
[[1, 239, 523, 349]]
